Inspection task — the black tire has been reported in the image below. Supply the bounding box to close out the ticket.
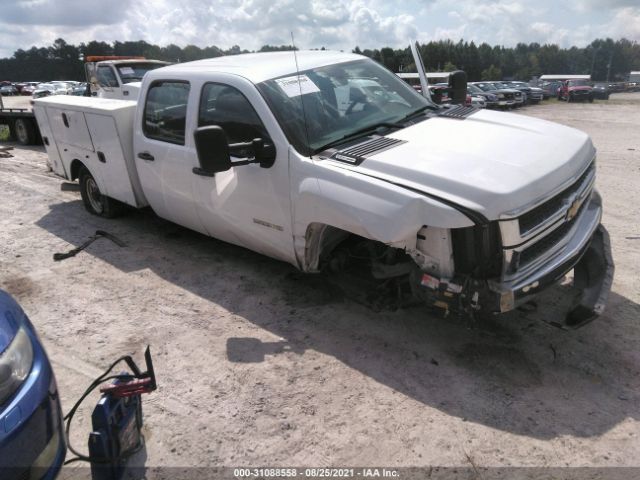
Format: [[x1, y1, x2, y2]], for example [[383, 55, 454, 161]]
[[78, 166, 124, 218], [588, 97, 594, 103], [14, 118, 36, 145]]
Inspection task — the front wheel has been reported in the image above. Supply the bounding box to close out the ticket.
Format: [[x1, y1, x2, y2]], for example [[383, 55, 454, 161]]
[[78, 166, 124, 218]]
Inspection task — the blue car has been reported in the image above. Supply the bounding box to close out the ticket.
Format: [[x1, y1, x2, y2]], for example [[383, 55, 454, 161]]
[[0, 289, 65, 479]]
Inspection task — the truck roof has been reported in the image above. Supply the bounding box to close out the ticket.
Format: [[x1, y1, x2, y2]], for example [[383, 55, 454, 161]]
[[153, 50, 362, 84], [539, 74, 591, 81], [95, 59, 169, 66]]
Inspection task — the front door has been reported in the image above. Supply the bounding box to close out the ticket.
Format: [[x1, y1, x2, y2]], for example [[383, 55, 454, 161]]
[[191, 81, 294, 263]]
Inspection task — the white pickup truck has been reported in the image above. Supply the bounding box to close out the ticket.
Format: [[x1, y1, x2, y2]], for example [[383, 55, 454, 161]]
[[33, 50, 613, 328]]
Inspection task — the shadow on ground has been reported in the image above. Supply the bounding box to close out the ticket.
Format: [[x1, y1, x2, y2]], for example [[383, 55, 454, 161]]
[[36, 200, 640, 441]]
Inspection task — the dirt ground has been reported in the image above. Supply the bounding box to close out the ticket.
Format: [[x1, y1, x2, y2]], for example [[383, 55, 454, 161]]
[[1, 93, 639, 478]]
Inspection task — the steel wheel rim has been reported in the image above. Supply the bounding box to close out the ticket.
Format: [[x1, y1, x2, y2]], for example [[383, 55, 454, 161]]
[[85, 177, 104, 214]]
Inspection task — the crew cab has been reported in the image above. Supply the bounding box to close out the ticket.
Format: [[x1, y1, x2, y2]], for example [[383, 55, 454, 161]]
[[558, 79, 594, 102], [32, 51, 613, 328]]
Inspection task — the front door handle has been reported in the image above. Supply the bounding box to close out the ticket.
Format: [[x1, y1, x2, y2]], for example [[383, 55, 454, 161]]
[[137, 151, 155, 161]]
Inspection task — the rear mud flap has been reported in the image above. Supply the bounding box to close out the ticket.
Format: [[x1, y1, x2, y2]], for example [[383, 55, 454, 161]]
[[564, 225, 614, 328]]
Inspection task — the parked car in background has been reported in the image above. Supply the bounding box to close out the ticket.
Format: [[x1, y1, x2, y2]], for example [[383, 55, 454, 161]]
[[486, 82, 524, 106], [19, 82, 40, 96], [428, 84, 451, 104], [558, 79, 594, 102], [540, 81, 562, 99], [469, 95, 486, 108], [32, 83, 57, 98], [49, 81, 75, 95], [70, 83, 89, 96], [502, 81, 544, 104], [467, 83, 499, 108], [607, 82, 625, 93], [0, 84, 18, 96], [471, 82, 519, 108], [592, 83, 610, 100], [0, 289, 66, 479]]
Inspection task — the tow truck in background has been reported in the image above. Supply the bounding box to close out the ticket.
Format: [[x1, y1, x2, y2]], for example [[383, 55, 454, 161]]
[[83, 56, 170, 99], [0, 56, 168, 145]]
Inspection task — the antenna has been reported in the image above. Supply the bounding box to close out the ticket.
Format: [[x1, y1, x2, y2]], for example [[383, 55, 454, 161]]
[[291, 32, 312, 159]]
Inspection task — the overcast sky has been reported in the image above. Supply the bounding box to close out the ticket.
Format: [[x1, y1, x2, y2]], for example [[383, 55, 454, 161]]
[[1, 0, 639, 58]]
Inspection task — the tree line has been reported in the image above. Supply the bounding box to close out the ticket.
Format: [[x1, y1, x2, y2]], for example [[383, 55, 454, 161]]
[[1, 37, 639, 83]]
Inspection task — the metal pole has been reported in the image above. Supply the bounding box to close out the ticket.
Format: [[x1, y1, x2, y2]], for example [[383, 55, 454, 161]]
[[606, 51, 613, 83]]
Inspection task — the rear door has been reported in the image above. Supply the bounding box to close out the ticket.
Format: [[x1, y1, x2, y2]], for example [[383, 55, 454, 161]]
[[134, 79, 206, 234]]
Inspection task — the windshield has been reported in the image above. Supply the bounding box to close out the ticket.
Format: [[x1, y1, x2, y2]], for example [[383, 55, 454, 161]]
[[116, 62, 167, 84], [256, 59, 434, 155]]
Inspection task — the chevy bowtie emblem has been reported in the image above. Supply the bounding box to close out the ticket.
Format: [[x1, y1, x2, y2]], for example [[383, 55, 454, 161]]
[[566, 196, 582, 222]]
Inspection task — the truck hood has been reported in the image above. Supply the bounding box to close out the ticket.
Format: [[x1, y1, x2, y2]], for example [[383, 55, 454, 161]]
[[568, 86, 593, 92], [345, 109, 595, 221]]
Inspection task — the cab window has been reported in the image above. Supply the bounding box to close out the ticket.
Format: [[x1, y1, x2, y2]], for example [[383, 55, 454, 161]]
[[198, 83, 269, 144], [143, 81, 190, 145], [96, 66, 119, 88]]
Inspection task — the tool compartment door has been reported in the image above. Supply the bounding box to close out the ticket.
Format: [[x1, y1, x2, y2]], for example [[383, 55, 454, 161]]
[[84, 113, 138, 207], [33, 105, 66, 178], [45, 106, 94, 151]]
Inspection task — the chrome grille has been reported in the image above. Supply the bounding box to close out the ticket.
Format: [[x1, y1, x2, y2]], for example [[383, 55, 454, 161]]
[[500, 160, 596, 278], [519, 162, 595, 235], [518, 198, 588, 266]]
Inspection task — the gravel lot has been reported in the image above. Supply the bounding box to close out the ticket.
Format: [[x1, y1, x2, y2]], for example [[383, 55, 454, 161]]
[[1, 94, 639, 478]]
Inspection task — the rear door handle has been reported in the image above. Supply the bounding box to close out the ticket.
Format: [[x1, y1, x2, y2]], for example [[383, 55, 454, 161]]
[[137, 152, 155, 161]]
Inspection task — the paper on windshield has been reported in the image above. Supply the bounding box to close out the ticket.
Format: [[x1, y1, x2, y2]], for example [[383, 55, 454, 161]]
[[119, 67, 135, 75], [275, 75, 320, 97]]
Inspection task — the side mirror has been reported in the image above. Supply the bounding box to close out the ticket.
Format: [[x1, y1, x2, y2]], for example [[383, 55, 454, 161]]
[[448, 70, 468, 105], [193, 126, 277, 176], [193, 125, 231, 175]]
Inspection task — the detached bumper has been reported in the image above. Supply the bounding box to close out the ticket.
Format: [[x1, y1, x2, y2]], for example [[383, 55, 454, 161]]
[[490, 224, 614, 328]]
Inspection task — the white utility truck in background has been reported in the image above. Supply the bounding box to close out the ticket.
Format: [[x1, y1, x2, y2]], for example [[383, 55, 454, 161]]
[[33, 50, 613, 328], [84, 56, 169, 99]]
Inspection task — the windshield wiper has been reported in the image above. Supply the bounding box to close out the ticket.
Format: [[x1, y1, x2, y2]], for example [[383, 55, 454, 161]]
[[313, 122, 403, 154], [313, 105, 436, 154], [398, 104, 437, 123]]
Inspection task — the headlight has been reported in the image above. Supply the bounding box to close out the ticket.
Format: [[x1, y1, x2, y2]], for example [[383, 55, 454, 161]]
[[488, 94, 498, 101], [497, 93, 505, 99], [0, 328, 34, 405]]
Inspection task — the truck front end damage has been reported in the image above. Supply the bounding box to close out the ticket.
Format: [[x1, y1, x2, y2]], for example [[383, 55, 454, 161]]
[[408, 161, 614, 328]]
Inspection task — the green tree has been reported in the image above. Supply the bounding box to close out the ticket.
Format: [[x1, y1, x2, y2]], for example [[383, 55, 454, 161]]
[[481, 65, 502, 80]]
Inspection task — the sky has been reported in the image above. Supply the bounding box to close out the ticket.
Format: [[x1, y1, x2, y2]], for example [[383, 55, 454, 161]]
[[0, 0, 639, 58]]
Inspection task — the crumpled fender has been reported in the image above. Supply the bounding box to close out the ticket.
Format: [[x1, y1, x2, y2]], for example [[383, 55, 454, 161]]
[[291, 157, 474, 270]]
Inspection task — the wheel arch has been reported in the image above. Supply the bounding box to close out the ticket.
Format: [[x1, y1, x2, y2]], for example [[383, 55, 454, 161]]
[[69, 159, 85, 181], [304, 223, 356, 272]]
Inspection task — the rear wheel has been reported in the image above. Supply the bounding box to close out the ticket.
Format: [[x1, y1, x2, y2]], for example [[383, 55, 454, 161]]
[[14, 118, 36, 145], [78, 166, 124, 218]]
